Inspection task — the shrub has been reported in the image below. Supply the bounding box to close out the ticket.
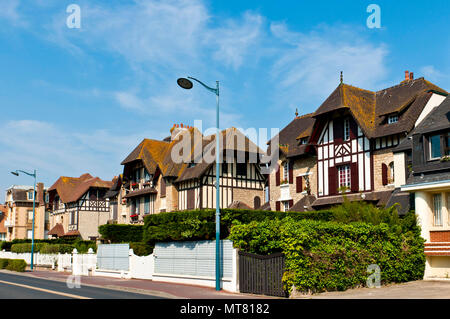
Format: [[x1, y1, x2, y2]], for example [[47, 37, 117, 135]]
[[39, 244, 73, 254], [0, 258, 9, 269], [229, 217, 425, 294], [6, 259, 27, 272], [72, 240, 97, 253], [98, 224, 144, 243], [142, 206, 407, 245], [11, 243, 48, 253], [130, 242, 153, 256]]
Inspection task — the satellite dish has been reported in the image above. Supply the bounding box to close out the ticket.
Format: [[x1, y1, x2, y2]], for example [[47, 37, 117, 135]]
[[177, 78, 193, 90]]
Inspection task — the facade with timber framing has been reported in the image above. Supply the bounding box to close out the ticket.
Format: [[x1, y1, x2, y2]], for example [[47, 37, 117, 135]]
[[115, 124, 266, 224]]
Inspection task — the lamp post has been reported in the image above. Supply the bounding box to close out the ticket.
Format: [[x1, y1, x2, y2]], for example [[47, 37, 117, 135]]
[[177, 76, 221, 291], [11, 169, 37, 271]]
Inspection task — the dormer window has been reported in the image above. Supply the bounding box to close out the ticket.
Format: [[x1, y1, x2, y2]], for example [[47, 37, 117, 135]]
[[300, 138, 308, 145], [188, 163, 196, 168], [428, 132, 450, 160], [28, 191, 34, 200], [388, 114, 399, 124]]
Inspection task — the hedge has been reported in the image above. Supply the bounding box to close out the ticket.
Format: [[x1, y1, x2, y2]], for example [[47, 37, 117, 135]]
[[6, 259, 27, 272], [10, 241, 96, 254], [98, 224, 144, 243], [142, 204, 413, 245], [229, 217, 425, 294], [0, 238, 92, 252], [0, 258, 9, 269], [130, 242, 154, 256]]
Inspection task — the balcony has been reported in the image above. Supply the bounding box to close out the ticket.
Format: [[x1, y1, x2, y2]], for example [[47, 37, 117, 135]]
[[4, 219, 14, 228], [279, 183, 292, 201]]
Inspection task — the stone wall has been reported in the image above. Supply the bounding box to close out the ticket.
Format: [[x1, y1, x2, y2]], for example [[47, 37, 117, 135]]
[[372, 148, 396, 192]]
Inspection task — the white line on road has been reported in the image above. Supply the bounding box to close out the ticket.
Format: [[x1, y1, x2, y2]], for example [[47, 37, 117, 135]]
[[0, 279, 91, 299]]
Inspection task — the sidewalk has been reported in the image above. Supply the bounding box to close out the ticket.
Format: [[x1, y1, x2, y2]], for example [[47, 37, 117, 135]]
[[23, 269, 275, 299]]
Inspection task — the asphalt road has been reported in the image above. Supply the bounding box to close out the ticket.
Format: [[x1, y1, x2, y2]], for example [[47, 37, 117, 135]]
[[0, 271, 166, 299]]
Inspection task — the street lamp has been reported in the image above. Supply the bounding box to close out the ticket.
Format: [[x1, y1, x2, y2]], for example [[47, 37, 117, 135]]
[[11, 169, 37, 271], [177, 76, 221, 291]]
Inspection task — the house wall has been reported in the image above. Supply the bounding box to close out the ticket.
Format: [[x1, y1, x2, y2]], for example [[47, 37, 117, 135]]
[[372, 149, 396, 192], [394, 152, 407, 188], [78, 210, 110, 239], [425, 256, 450, 278], [268, 155, 317, 211], [6, 205, 46, 241], [415, 93, 447, 127]]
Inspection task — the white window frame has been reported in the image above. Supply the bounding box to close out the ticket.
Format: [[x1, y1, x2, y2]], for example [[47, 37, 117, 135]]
[[429, 134, 442, 160], [433, 194, 442, 226], [338, 165, 351, 191], [388, 114, 399, 124], [343, 118, 350, 141], [283, 201, 290, 212], [28, 191, 34, 200], [283, 161, 289, 183]]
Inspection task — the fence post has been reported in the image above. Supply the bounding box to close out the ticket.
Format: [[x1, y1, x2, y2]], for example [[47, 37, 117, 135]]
[[72, 248, 79, 276], [87, 248, 95, 276]]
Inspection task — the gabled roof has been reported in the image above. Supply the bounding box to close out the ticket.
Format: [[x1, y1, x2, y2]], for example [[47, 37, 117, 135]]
[[122, 127, 265, 183], [48, 173, 113, 203], [48, 223, 65, 237], [267, 113, 316, 158], [312, 78, 447, 139]]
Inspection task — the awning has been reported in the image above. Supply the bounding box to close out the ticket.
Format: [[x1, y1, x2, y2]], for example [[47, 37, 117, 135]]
[[124, 187, 157, 199], [63, 230, 81, 237], [48, 223, 65, 237], [311, 191, 393, 208]]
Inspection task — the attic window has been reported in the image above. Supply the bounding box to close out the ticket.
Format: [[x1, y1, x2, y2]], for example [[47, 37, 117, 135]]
[[300, 138, 308, 145], [388, 114, 399, 124], [188, 163, 196, 168]]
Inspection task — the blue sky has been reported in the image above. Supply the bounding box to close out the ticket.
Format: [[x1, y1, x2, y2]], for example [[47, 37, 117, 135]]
[[0, 0, 449, 196]]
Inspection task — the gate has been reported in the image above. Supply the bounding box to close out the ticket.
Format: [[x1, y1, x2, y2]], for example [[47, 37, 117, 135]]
[[238, 251, 286, 297], [97, 244, 129, 271]]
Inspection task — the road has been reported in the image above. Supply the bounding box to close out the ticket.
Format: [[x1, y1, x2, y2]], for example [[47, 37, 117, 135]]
[[0, 271, 166, 299]]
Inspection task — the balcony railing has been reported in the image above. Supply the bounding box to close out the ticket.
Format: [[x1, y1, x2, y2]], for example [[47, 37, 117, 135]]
[[4, 219, 14, 228]]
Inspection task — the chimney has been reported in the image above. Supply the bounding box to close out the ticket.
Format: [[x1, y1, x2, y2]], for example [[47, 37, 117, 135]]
[[36, 183, 44, 206], [409, 72, 414, 80], [405, 70, 410, 81], [171, 123, 189, 141]]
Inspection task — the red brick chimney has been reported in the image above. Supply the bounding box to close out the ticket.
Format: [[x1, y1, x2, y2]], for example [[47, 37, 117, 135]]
[[405, 70, 410, 81], [409, 72, 414, 80]]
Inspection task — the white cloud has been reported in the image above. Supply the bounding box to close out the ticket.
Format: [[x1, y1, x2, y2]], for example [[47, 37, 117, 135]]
[[269, 23, 389, 112], [420, 65, 445, 80], [0, 0, 26, 27]]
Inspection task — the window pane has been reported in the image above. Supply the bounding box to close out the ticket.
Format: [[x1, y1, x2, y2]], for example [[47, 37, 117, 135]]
[[430, 135, 441, 159], [433, 194, 442, 226]]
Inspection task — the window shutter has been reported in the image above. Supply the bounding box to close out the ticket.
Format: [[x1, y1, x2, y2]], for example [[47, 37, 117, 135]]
[[288, 199, 293, 209], [333, 119, 343, 144], [296, 176, 303, 193], [275, 165, 280, 186], [289, 161, 294, 184], [382, 163, 388, 186], [275, 201, 280, 211], [351, 162, 358, 192], [349, 118, 358, 139], [160, 178, 166, 197], [328, 166, 337, 195]]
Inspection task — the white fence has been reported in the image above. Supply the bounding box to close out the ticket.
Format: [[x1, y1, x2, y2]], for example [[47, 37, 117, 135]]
[[0, 240, 239, 292]]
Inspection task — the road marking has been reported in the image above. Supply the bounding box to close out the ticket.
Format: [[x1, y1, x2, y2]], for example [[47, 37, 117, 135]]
[[0, 279, 91, 299]]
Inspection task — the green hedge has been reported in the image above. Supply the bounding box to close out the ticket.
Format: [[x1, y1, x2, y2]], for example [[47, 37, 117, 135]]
[[129, 242, 154, 256], [6, 259, 27, 272], [0, 258, 9, 269], [10, 241, 96, 254], [98, 224, 144, 243], [229, 217, 425, 294], [142, 204, 412, 245], [0, 238, 92, 252]]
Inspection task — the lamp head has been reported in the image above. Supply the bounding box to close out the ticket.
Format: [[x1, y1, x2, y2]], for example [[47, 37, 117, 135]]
[[11, 171, 19, 176], [177, 78, 193, 90]]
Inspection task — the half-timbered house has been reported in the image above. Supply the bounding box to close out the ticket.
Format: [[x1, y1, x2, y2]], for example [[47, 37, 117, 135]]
[[266, 112, 318, 212], [47, 173, 113, 240], [308, 71, 447, 212], [120, 124, 266, 223]]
